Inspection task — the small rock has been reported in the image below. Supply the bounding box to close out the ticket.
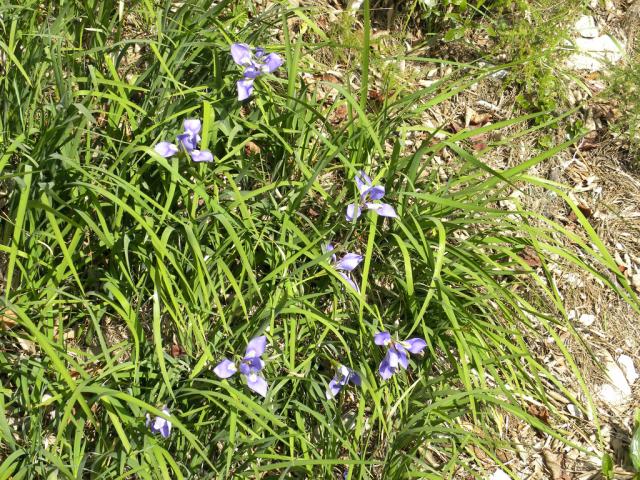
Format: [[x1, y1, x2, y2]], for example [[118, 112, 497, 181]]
[[567, 403, 582, 418], [575, 15, 599, 38], [578, 313, 596, 327], [567, 35, 626, 71], [617, 354, 638, 384], [598, 358, 632, 406], [489, 469, 514, 480], [491, 69, 508, 80]]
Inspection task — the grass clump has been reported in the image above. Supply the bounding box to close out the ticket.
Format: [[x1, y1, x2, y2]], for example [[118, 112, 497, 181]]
[[605, 48, 640, 158], [0, 0, 637, 479]]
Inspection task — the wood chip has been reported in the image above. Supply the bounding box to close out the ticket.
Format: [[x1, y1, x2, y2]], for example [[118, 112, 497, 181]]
[[542, 450, 571, 480]]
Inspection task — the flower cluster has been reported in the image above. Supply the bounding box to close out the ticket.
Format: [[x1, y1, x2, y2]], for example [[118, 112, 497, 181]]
[[146, 44, 426, 439], [231, 43, 283, 101], [213, 335, 269, 397], [154, 118, 213, 163], [375, 332, 427, 379], [326, 365, 361, 399], [346, 171, 397, 221]]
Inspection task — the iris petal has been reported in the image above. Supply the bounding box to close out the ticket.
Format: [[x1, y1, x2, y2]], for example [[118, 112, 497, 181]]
[[243, 64, 262, 79], [378, 354, 395, 380], [190, 150, 214, 163], [334, 253, 363, 272], [374, 331, 392, 346], [245, 373, 268, 397], [213, 358, 237, 379], [393, 346, 409, 369], [387, 349, 400, 368], [346, 203, 362, 221], [365, 202, 397, 218], [183, 119, 201, 135], [326, 379, 343, 399], [349, 371, 362, 386], [338, 271, 360, 292], [245, 336, 267, 358], [177, 133, 197, 152], [237, 78, 255, 101], [262, 53, 283, 73], [231, 43, 252, 66], [367, 185, 385, 201], [154, 142, 179, 158], [405, 338, 427, 354]]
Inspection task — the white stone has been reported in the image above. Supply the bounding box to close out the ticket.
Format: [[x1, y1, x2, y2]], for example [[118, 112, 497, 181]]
[[574, 15, 599, 38], [598, 359, 632, 406], [578, 313, 596, 327], [567, 403, 581, 417], [617, 354, 638, 385], [489, 469, 515, 480], [567, 35, 626, 71]]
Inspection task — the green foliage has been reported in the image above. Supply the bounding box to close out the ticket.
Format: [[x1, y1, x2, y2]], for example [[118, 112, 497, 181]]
[[0, 0, 637, 479], [631, 410, 640, 473], [601, 452, 614, 479], [605, 49, 640, 158], [410, 0, 581, 119]]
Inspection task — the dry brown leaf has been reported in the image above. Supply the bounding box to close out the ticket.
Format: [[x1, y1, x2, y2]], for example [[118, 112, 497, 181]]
[[470, 112, 492, 126], [448, 121, 464, 133], [329, 104, 348, 125], [0, 308, 17, 329], [519, 246, 542, 268], [527, 403, 550, 424], [367, 89, 386, 103], [244, 141, 261, 156], [17, 337, 36, 354], [577, 203, 593, 218], [170, 343, 185, 358], [579, 130, 599, 151], [468, 445, 489, 463], [470, 133, 488, 151]]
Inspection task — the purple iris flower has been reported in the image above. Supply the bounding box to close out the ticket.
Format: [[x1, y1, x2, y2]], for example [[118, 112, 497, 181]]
[[146, 406, 172, 438], [213, 336, 269, 397], [326, 365, 361, 399], [325, 243, 363, 292], [231, 43, 284, 101], [346, 171, 398, 221], [153, 119, 213, 163], [374, 331, 427, 380]]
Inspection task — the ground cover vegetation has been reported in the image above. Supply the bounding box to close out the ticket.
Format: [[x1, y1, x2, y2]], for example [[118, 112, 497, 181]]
[[1, 0, 639, 478]]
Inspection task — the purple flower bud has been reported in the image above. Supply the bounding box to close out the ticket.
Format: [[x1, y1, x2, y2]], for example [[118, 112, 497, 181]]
[[326, 365, 361, 399], [146, 406, 172, 438]]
